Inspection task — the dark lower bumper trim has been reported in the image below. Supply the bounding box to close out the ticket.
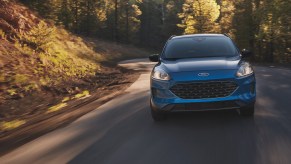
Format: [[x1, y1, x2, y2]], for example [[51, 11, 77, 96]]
[[173, 101, 240, 111]]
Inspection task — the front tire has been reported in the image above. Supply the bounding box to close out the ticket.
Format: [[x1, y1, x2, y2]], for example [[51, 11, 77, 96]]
[[239, 104, 255, 116]]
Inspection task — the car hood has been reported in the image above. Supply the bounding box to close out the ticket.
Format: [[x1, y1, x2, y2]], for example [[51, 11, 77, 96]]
[[159, 57, 241, 73]]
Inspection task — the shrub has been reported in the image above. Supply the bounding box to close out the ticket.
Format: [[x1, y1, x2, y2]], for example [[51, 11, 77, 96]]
[[18, 21, 56, 52], [0, 29, 6, 40]]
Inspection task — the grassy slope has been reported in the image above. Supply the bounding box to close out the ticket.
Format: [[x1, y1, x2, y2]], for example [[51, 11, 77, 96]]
[[0, 0, 148, 105]]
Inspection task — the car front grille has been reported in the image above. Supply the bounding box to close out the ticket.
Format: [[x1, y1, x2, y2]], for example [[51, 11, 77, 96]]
[[170, 81, 238, 99]]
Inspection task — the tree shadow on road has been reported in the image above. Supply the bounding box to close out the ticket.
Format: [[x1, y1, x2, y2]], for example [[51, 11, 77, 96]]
[[69, 99, 258, 164]]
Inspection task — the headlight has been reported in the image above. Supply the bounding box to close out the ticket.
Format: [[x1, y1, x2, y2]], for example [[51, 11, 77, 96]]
[[152, 68, 170, 80], [236, 62, 254, 77]]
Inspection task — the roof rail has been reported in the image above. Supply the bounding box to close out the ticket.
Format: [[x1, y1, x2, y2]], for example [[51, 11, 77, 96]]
[[168, 35, 176, 40]]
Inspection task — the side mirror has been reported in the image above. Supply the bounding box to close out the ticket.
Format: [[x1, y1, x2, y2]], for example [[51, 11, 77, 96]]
[[149, 54, 159, 62], [241, 49, 252, 58]]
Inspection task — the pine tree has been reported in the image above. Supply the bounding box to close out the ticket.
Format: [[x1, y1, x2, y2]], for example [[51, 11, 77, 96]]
[[57, 0, 72, 29], [178, 0, 220, 34], [218, 0, 235, 36]]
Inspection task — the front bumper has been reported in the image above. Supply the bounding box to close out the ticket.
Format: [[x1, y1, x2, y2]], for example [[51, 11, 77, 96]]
[[150, 73, 256, 112]]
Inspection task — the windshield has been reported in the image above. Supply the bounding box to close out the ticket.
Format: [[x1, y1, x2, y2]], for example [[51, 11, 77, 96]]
[[163, 36, 239, 59]]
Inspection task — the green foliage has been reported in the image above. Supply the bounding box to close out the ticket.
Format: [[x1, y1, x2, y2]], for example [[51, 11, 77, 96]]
[[178, 0, 220, 34], [0, 75, 6, 83], [57, 0, 73, 29], [219, 0, 235, 37], [1, 1, 152, 105], [137, 0, 167, 48], [2, 17, 102, 99], [0, 120, 26, 131], [20, 0, 56, 20], [14, 0, 291, 63], [19, 21, 56, 52], [0, 29, 6, 40], [20, 0, 142, 43], [73, 90, 90, 99], [7, 89, 17, 96], [62, 97, 70, 102], [14, 40, 35, 56], [255, 0, 290, 62], [14, 21, 100, 80], [39, 77, 52, 86], [232, 0, 290, 63], [13, 74, 29, 85], [47, 103, 68, 113], [23, 83, 39, 92]]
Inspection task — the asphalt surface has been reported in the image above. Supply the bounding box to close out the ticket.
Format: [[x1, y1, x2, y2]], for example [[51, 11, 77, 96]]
[[1, 59, 291, 164]]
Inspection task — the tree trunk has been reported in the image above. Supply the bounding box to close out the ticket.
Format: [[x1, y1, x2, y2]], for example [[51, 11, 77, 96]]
[[126, 1, 129, 43], [114, 0, 119, 42]]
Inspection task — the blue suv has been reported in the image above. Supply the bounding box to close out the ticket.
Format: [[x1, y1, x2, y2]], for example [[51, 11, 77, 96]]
[[149, 34, 256, 121]]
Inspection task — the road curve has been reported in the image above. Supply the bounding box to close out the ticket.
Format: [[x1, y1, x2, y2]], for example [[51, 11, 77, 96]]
[[1, 59, 291, 164]]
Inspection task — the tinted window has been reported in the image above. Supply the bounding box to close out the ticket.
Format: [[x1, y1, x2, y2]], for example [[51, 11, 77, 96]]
[[163, 36, 238, 59]]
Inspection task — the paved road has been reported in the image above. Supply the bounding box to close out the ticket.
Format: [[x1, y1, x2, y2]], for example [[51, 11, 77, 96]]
[[1, 59, 291, 164]]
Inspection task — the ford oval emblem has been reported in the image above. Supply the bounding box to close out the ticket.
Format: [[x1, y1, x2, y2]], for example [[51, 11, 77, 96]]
[[198, 73, 209, 77]]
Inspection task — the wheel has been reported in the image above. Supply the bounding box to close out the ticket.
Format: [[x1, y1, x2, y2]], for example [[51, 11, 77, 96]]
[[151, 108, 166, 121], [239, 104, 255, 116]]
